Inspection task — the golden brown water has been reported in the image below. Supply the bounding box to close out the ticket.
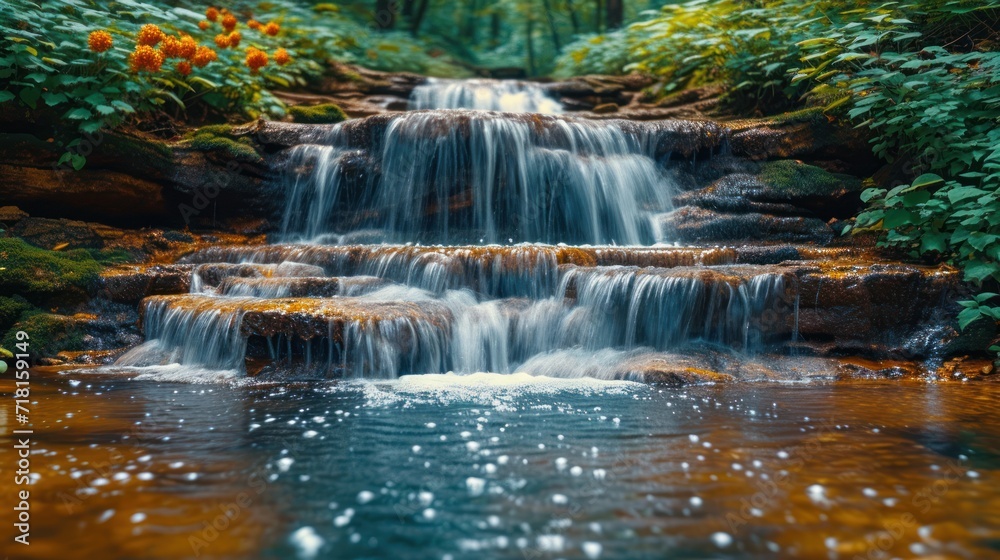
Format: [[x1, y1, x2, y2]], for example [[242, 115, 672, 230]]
[[2, 368, 999, 559]]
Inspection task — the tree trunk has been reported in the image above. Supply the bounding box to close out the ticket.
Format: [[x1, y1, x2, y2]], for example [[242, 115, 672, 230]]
[[410, 0, 430, 36], [566, 0, 581, 34], [606, 0, 623, 29], [464, 0, 480, 43], [403, 0, 415, 17], [490, 11, 501, 48], [542, 0, 562, 50], [594, 0, 602, 32], [375, 0, 396, 30], [526, 17, 536, 76]]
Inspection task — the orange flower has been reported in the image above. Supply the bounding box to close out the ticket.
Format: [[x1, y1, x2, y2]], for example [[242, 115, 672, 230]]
[[177, 61, 192, 76], [227, 31, 241, 48], [214, 33, 230, 48], [245, 46, 268, 73], [222, 13, 238, 32], [274, 47, 290, 66], [178, 34, 198, 59], [198, 20, 210, 30], [264, 22, 279, 36], [87, 30, 113, 53], [247, 19, 262, 30], [161, 35, 182, 58], [129, 44, 164, 72], [206, 7, 219, 22], [191, 46, 218, 68], [136, 23, 166, 46]]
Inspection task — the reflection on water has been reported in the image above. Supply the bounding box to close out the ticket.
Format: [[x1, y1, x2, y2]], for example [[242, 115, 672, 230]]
[[2, 369, 999, 559]]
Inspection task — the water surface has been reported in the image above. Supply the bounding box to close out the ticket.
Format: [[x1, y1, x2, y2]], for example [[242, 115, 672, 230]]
[[3, 369, 998, 559]]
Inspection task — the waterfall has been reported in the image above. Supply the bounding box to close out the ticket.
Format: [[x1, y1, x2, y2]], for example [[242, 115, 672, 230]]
[[279, 111, 676, 245], [409, 78, 563, 114], [115, 81, 800, 381]]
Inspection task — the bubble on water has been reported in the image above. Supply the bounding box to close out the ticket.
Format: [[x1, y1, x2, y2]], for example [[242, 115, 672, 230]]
[[113, 472, 130, 482], [777, 451, 790, 459], [422, 508, 436, 520], [537, 535, 565, 552], [137, 472, 153, 481], [249, 423, 261, 432], [487, 515, 501, 527], [412, 445, 422, 453], [582, 541, 603, 559], [312, 416, 325, 423], [967, 470, 980, 478], [689, 434, 699, 443], [483, 463, 497, 474], [426, 422, 437, 428], [357, 491, 375, 504], [130, 512, 146, 523], [711, 532, 733, 548], [290, 526, 324, 559], [92, 477, 109, 486], [334, 509, 354, 527], [732, 463, 743, 471], [169, 461, 184, 469], [690, 496, 703, 507], [277, 457, 295, 472], [862, 488, 877, 497], [466, 477, 486, 497], [303, 430, 318, 438], [570, 466, 583, 477], [466, 441, 481, 452], [498, 455, 509, 465], [555, 457, 568, 470], [185, 473, 199, 481], [98, 509, 114, 523], [807, 484, 825, 501], [418, 491, 434, 506], [137, 455, 151, 463], [593, 469, 607, 480], [551, 494, 568, 505]]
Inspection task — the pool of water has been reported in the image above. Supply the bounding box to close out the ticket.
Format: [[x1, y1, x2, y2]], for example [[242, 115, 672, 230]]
[[3, 369, 999, 559]]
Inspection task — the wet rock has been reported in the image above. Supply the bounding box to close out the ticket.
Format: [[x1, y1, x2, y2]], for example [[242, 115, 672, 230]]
[[0, 206, 28, 224], [661, 206, 834, 244], [592, 103, 619, 114], [100, 264, 194, 304]]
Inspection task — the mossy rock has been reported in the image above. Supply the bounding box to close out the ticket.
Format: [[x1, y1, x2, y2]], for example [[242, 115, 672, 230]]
[[185, 124, 262, 163], [288, 104, 348, 124], [758, 160, 862, 198], [0, 237, 102, 303], [1, 313, 85, 358]]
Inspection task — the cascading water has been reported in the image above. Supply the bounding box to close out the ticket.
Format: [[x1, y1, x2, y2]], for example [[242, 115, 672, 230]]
[[409, 78, 563, 114], [279, 111, 680, 245], [116, 80, 799, 381]]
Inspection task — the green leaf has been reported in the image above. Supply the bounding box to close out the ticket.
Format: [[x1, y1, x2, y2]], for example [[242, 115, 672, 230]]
[[958, 307, 982, 330], [0, 90, 14, 103], [65, 108, 92, 120]]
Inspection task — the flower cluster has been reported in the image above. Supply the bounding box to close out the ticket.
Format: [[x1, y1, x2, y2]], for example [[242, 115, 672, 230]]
[[245, 47, 268, 73], [87, 30, 113, 53], [89, 6, 291, 76], [128, 44, 164, 72]]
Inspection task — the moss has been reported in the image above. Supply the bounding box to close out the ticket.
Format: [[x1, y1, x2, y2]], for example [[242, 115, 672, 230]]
[[0, 295, 33, 332], [184, 123, 262, 163], [189, 133, 262, 162], [1, 313, 84, 357], [187, 124, 234, 138], [759, 160, 861, 197], [0, 237, 102, 302], [288, 103, 348, 124]]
